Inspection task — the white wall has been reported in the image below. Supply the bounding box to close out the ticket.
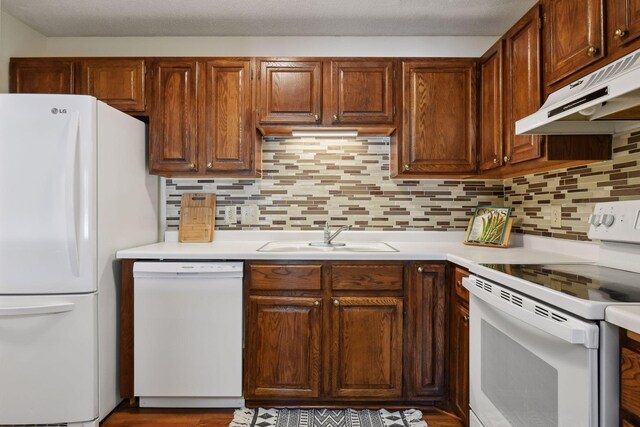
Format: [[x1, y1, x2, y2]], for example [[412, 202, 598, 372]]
[[44, 36, 497, 58], [0, 7, 497, 92], [0, 8, 47, 92]]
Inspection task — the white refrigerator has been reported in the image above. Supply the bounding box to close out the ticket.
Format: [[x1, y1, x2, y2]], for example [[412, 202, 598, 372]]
[[0, 94, 158, 426]]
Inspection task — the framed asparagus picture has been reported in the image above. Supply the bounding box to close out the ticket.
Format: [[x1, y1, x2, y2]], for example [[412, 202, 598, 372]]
[[464, 206, 513, 248]]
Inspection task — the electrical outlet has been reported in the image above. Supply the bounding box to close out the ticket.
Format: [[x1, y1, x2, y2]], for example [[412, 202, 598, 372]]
[[241, 205, 259, 225], [551, 205, 562, 228], [224, 206, 237, 225]]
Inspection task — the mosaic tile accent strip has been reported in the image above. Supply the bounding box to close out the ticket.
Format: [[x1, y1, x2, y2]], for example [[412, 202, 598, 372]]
[[504, 131, 640, 241], [165, 137, 505, 231]]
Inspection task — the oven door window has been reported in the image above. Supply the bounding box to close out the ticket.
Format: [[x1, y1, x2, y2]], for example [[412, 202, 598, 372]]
[[470, 296, 598, 427]]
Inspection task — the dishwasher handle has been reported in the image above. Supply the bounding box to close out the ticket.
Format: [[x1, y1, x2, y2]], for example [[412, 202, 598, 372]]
[[464, 276, 599, 349]]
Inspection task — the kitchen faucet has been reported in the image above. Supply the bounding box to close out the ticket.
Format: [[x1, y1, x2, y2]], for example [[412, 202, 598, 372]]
[[309, 222, 352, 247]]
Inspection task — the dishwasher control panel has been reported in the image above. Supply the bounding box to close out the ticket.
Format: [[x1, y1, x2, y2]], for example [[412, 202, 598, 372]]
[[133, 262, 244, 277]]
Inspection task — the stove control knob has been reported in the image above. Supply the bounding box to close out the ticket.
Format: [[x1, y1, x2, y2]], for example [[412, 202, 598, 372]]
[[601, 214, 615, 227], [588, 214, 602, 226]]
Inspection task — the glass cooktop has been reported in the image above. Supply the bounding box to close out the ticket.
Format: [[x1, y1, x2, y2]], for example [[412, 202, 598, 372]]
[[481, 264, 640, 303]]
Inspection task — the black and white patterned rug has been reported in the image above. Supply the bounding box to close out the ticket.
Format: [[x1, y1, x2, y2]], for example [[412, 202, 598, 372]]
[[230, 408, 428, 427]]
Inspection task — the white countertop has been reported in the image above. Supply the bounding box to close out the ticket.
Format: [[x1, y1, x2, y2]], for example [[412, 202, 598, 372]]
[[606, 306, 640, 334], [117, 230, 597, 270]]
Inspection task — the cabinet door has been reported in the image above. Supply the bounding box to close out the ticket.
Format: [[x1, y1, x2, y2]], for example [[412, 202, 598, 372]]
[[407, 263, 447, 399], [245, 296, 322, 399], [10, 59, 75, 94], [450, 302, 470, 426], [329, 60, 394, 124], [201, 60, 253, 173], [505, 6, 544, 165], [543, 0, 605, 86], [621, 331, 640, 424], [80, 59, 146, 112], [258, 60, 322, 124], [329, 296, 403, 399], [610, 0, 640, 49], [479, 41, 504, 172], [401, 60, 477, 174], [149, 60, 199, 174]]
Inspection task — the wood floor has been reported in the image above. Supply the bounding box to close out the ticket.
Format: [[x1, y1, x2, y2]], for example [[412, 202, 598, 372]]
[[101, 403, 463, 427]]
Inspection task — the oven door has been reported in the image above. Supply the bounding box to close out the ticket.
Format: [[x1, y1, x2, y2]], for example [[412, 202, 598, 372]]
[[464, 276, 599, 427]]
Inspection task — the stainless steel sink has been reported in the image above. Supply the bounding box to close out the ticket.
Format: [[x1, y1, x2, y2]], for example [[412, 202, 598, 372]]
[[257, 241, 398, 253]]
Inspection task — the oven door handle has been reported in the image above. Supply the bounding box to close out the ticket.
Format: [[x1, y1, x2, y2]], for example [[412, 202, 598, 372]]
[[464, 277, 599, 349]]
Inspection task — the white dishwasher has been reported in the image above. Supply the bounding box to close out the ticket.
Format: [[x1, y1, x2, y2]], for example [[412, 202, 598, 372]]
[[133, 262, 244, 408]]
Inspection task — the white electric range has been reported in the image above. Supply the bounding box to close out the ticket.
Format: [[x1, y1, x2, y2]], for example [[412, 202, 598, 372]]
[[464, 200, 640, 427]]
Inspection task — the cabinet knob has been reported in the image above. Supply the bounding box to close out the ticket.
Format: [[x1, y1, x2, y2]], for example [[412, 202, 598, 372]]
[[188, 163, 196, 170], [457, 280, 462, 287], [417, 266, 424, 273], [503, 156, 510, 163], [333, 299, 340, 306], [206, 162, 213, 169], [314, 300, 320, 307], [463, 315, 470, 322], [404, 164, 410, 171], [314, 114, 320, 121], [586, 46, 600, 57], [333, 114, 339, 122], [493, 157, 499, 164], [614, 29, 628, 40]]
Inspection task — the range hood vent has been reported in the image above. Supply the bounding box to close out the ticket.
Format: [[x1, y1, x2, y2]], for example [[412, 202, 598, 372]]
[[517, 47, 640, 135]]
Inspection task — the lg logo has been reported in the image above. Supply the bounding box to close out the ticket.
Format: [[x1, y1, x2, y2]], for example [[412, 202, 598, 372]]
[[51, 108, 68, 114]]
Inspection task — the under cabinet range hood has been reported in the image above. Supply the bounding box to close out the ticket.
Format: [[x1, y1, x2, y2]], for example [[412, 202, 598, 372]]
[[517, 47, 640, 135]]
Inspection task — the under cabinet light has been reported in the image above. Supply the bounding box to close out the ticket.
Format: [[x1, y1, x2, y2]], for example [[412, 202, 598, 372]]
[[291, 130, 358, 138]]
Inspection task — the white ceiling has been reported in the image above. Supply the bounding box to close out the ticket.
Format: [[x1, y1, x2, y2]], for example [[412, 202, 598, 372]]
[[1, 0, 537, 37]]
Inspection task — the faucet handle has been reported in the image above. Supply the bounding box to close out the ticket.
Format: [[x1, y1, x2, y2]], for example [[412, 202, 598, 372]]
[[324, 221, 331, 231]]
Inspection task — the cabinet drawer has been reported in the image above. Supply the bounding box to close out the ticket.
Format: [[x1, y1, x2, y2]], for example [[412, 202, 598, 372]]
[[454, 266, 470, 302], [249, 264, 322, 290], [331, 264, 403, 291]]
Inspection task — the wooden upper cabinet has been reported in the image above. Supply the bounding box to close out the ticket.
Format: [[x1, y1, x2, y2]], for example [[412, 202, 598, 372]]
[[329, 296, 403, 399], [400, 60, 477, 174], [329, 60, 394, 124], [201, 60, 253, 173], [245, 296, 322, 399], [479, 41, 505, 172], [79, 59, 146, 112], [610, 0, 640, 50], [258, 60, 323, 124], [505, 5, 544, 165], [149, 60, 199, 174], [407, 263, 447, 399], [543, 0, 605, 87], [10, 59, 75, 94]]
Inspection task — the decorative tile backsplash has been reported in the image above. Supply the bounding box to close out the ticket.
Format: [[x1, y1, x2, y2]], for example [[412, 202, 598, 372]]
[[165, 137, 504, 231], [165, 131, 640, 240], [504, 130, 640, 240]]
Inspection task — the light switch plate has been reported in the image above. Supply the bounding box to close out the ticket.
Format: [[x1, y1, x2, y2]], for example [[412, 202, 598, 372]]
[[224, 206, 237, 225], [241, 205, 259, 225], [551, 205, 562, 228]]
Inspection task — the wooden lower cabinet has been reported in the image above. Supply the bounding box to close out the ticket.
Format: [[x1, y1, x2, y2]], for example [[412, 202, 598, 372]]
[[245, 296, 322, 399], [245, 260, 450, 404], [406, 263, 448, 400], [329, 296, 404, 399], [450, 266, 470, 426], [621, 330, 640, 425]]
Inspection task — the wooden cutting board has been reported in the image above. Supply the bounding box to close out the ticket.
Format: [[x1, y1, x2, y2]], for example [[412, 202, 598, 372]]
[[178, 193, 216, 242]]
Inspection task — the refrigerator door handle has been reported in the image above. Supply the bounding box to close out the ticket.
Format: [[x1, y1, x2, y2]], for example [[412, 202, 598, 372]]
[[0, 302, 75, 317], [64, 112, 80, 277]]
